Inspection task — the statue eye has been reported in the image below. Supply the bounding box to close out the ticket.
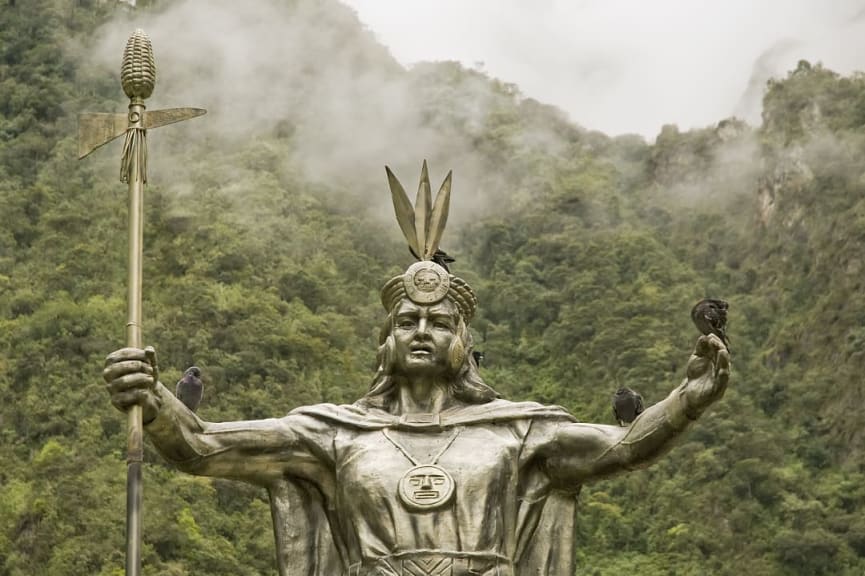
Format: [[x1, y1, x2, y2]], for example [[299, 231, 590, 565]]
[[431, 316, 454, 330]]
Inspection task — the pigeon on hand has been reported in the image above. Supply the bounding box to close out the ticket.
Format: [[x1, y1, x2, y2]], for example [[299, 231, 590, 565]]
[[612, 387, 644, 426], [690, 298, 730, 350], [176, 366, 203, 412]]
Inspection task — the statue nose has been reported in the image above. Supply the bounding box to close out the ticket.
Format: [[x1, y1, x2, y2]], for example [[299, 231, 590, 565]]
[[415, 319, 431, 338]]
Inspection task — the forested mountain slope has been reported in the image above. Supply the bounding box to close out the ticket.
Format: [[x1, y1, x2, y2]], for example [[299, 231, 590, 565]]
[[0, 1, 863, 575]]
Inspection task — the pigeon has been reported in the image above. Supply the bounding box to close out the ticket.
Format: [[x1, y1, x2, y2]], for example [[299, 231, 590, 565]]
[[430, 249, 456, 272], [612, 387, 644, 426], [176, 366, 203, 412], [472, 351, 485, 367], [409, 247, 455, 272], [690, 298, 730, 349]]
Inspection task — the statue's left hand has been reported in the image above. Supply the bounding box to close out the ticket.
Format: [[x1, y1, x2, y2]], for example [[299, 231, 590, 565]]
[[682, 333, 730, 417]]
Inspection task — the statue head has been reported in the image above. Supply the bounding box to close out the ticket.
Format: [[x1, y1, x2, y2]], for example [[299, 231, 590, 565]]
[[357, 162, 498, 410], [359, 294, 497, 409], [390, 298, 460, 378]]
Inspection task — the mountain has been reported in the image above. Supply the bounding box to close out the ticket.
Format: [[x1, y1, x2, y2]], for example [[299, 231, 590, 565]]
[[0, 1, 863, 575]]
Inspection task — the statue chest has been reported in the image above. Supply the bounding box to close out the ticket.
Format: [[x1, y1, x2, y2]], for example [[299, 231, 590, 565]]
[[333, 424, 523, 517]]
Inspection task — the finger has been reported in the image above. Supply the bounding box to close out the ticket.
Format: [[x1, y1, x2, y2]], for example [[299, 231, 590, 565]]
[[706, 333, 727, 353], [714, 348, 731, 385], [102, 360, 153, 383], [686, 354, 712, 379], [144, 346, 159, 380], [105, 371, 156, 395], [716, 345, 730, 368], [694, 335, 712, 357], [110, 389, 154, 412], [706, 334, 730, 372], [105, 347, 149, 366]]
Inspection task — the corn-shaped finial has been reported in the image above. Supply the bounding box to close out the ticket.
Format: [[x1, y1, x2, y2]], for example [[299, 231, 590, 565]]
[[121, 29, 156, 100]]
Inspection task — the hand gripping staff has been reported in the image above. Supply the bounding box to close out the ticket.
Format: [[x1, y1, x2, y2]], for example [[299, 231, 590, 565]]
[[78, 29, 205, 576]]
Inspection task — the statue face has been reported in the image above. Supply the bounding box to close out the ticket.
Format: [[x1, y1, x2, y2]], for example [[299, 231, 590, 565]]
[[392, 298, 458, 377]]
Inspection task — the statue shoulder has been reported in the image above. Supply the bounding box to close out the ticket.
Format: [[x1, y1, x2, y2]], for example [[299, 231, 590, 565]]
[[442, 398, 577, 425], [287, 402, 398, 429], [284, 399, 577, 429]]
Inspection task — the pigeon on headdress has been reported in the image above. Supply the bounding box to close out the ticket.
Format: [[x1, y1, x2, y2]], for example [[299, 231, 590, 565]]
[[409, 246, 455, 272], [690, 298, 730, 350], [612, 387, 644, 426], [176, 366, 203, 412], [472, 350, 485, 368]]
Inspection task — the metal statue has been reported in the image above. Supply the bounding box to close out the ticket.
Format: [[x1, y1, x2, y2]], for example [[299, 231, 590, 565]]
[[103, 163, 731, 576], [80, 29, 205, 576]]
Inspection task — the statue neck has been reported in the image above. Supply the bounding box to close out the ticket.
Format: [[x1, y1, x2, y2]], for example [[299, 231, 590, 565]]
[[397, 377, 453, 415]]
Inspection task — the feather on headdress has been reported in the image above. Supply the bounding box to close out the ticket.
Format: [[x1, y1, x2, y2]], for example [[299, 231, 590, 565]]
[[381, 161, 477, 322]]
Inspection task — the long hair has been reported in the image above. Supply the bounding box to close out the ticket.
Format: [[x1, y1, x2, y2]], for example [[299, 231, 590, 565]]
[[357, 304, 500, 411]]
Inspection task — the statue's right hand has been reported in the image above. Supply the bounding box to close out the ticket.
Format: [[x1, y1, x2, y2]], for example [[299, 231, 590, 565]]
[[103, 346, 161, 423]]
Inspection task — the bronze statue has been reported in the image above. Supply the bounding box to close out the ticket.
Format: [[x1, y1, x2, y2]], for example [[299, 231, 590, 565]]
[[103, 163, 730, 576]]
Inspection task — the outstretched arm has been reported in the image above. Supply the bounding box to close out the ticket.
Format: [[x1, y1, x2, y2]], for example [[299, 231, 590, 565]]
[[104, 348, 333, 486], [534, 334, 730, 486]]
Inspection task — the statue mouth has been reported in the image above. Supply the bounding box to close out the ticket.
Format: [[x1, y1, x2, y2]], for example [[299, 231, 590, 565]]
[[413, 490, 440, 499]]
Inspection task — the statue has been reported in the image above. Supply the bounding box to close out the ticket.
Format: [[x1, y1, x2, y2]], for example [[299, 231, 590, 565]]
[[103, 162, 730, 576]]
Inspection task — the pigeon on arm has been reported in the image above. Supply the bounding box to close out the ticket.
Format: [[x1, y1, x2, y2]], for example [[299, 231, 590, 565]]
[[612, 387, 644, 426], [176, 366, 203, 412]]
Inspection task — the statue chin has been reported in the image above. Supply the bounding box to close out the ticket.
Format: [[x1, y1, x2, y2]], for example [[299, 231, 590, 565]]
[[396, 355, 447, 377]]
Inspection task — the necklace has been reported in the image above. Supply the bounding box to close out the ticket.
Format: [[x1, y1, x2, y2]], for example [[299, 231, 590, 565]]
[[381, 427, 462, 512]]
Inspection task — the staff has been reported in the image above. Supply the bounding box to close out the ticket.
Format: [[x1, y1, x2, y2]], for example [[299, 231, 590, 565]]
[[78, 29, 205, 576]]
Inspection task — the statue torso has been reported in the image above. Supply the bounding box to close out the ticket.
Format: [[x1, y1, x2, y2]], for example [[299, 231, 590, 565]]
[[334, 421, 530, 565], [271, 400, 579, 575]]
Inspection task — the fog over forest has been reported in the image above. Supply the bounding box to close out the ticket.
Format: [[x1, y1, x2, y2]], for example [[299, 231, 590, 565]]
[[1, 1, 864, 575]]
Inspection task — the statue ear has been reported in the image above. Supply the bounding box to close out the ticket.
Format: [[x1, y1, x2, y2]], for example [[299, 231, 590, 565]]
[[449, 338, 466, 373], [448, 318, 468, 373]]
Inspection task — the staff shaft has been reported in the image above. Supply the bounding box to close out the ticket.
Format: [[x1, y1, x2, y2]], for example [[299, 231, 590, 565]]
[[124, 101, 146, 576]]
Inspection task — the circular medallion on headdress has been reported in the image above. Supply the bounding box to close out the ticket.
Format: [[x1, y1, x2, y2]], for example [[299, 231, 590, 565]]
[[404, 261, 450, 304]]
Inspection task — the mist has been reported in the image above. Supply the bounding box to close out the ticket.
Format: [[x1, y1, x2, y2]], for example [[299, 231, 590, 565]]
[[80, 0, 861, 244], [86, 0, 553, 228], [343, 0, 865, 138]]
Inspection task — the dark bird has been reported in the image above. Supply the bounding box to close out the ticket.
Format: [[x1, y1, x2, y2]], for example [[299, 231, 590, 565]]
[[409, 246, 455, 272], [690, 298, 730, 349], [176, 366, 203, 412], [612, 387, 644, 426], [472, 351, 485, 368]]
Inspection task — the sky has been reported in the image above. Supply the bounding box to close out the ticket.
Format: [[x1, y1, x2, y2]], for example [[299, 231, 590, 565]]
[[340, 0, 865, 138]]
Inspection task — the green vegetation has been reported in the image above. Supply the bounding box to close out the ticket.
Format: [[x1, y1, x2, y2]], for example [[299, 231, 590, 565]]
[[1, 1, 864, 574]]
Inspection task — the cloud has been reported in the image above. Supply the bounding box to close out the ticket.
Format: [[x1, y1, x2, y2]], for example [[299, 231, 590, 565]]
[[86, 0, 543, 227], [342, 0, 865, 138], [734, 39, 801, 124]]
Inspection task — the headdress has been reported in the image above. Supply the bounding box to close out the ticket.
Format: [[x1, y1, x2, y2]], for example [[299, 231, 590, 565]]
[[380, 161, 477, 322]]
